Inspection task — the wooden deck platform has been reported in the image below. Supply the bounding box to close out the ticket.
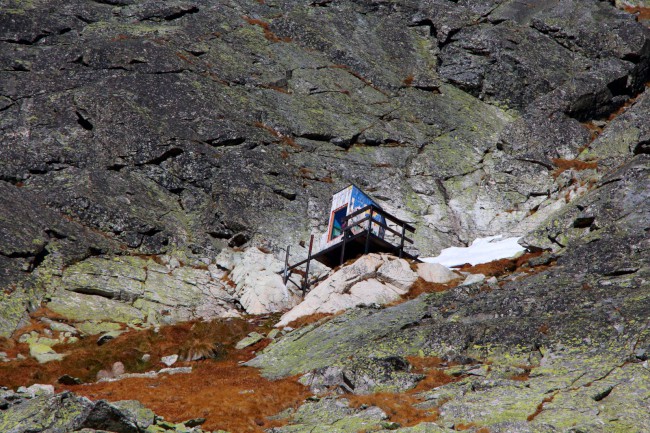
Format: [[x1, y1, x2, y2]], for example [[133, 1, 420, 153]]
[[310, 230, 419, 268], [283, 204, 419, 293]]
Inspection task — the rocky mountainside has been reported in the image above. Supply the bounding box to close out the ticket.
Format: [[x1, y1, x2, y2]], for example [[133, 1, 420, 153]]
[[0, 0, 649, 432], [2, 0, 649, 334]]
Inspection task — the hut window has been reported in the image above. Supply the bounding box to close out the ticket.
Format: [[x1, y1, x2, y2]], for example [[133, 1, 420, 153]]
[[330, 206, 348, 240]]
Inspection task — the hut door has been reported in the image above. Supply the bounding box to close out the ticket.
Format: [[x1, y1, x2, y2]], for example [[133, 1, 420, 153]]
[[330, 206, 348, 240]]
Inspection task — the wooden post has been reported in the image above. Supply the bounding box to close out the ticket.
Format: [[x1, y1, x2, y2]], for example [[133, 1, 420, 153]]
[[340, 224, 347, 265], [364, 207, 373, 254], [302, 234, 314, 295], [399, 222, 406, 258], [283, 245, 290, 284]]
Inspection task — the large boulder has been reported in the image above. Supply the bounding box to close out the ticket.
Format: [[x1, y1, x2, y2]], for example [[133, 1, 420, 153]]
[[276, 254, 418, 327], [0, 390, 211, 433], [0, 391, 92, 433], [300, 355, 425, 395], [225, 247, 302, 314], [416, 263, 460, 284], [47, 254, 239, 328]]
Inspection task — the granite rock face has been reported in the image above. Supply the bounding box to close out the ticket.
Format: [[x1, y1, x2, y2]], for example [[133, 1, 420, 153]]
[[0, 1, 649, 429], [20, 247, 293, 341], [1, 1, 648, 337]]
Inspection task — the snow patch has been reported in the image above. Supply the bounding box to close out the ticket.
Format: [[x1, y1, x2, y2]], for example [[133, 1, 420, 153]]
[[422, 236, 525, 267]]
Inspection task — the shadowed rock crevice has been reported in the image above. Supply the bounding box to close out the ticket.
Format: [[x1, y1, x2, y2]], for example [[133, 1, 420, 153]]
[[75, 111, 94, 130]]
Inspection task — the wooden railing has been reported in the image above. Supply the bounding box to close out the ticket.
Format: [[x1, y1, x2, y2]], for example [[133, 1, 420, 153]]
[[282, 205, 416, 294], [339, 204, 415, 262]]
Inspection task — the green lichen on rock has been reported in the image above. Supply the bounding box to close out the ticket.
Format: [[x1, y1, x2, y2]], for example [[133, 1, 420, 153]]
[[75, 320, 123, 336], [273, 397, 387, 433], [29, 342, 65, 363], [47, 290, 145, 323], [61, 256, 147, 300], [0, 290, 33, 338], [247, 299, 431, 379], [384, 423, 454, 433], [250, 151, 649, 429], [111, 400, 156, 430], [0, 392, 90, 433]]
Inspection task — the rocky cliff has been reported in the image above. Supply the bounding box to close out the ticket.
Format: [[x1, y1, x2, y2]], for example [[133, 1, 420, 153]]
[[1, 0, 649, 431], [2, 0, 649, 337]]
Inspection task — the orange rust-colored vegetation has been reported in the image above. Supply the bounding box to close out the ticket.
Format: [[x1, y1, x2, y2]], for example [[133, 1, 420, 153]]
[[508, 365, 533, 382], [243, 16, 291, 42], [2, 316, 310, 432], [624, 6, 650, 20], [454, 257, 516, 277], [453, 251, 543, 278], [582, 121, 603, 142], [0, 318, 252, 389], [538, 323, 550, 335], [0, 336, 27, 359], [551, 158, 598, 179], [399, 251, 548, 305], [328, 64, 388, 95], [111, 34, 130, 42], [253, 121, 301, 149], [407, 356, 459, 393], [402, 278, 456, 300], [284, 312, 337, 329], [527, 395, 555, 421], [296, 167, 333, 183], [347, 393, 440, 427], [348, 356, 462, 427], [606, 82, 650, 122], [261, 84, 291, 94], [175, 51, 195, 65], [65, 353, 309, 432]]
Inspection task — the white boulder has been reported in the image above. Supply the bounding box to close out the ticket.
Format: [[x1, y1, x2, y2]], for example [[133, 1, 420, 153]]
[[377, 258, 419, 290], [160, 354, 178, 367], [416, 262, 459, 284], [461, 273, 486, 286], [228, 247, 301, 314], [276, 254, 417, 327]]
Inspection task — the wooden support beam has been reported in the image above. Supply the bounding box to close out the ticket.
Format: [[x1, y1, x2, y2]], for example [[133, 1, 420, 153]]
[[340, 227, 347, 265], [283, 245, 290, 284], [364, 207, 373, 254], [302, 234, 314, 295]]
